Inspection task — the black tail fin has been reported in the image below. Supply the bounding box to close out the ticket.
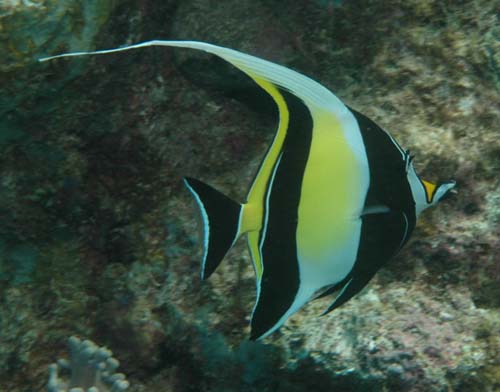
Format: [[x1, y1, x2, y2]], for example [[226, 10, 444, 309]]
[[183, 177, 242, 279]]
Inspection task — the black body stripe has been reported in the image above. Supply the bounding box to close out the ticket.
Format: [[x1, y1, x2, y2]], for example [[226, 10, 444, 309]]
[[349, 107, 416, 240], [250, 90, 313, 340]]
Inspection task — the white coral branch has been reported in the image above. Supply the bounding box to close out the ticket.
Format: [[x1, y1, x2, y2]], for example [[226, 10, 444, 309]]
[[47, 336, 129, 392]]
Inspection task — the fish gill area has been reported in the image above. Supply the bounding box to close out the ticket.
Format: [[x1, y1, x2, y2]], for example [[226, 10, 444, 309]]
[[0, 0, 499, 391]]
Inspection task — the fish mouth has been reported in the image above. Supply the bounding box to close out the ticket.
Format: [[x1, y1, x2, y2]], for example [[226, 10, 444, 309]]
[[434, 180, 456, 203]]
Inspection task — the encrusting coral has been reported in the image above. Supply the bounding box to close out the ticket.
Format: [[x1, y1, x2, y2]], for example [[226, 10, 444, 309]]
[[47, 336, 129, 392]]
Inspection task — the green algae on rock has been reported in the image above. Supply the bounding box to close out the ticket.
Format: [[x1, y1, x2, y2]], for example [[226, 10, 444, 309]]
[[0, 0, 117, 73], [0, 0, 119, 119]]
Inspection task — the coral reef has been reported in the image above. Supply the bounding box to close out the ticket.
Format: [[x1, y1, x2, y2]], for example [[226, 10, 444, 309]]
[[47, 336, 129, 391], [0, 0, 498, 391]]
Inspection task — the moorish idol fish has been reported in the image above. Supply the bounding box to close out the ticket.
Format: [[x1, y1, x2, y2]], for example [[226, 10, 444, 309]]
[[40, 41, 456, 340]]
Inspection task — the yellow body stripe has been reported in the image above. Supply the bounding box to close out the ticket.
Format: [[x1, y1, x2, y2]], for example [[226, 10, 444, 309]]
[[247, 231, 262, 279], [297, 108, 363, 263], [237, 75, 289, 279]]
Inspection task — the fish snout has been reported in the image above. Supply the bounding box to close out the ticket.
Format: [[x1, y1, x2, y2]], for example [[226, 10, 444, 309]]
[[433, 180, 456, 203]]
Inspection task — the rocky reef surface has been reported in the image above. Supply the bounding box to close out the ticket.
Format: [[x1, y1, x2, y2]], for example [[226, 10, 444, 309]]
[[0, 0, 498, 391]]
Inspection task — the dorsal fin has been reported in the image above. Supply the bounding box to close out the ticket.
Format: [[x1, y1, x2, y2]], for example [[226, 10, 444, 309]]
[[39, 40, 348, 113]]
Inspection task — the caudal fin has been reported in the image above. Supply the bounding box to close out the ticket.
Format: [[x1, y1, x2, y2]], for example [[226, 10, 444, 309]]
[[183, 177, 242, 279]]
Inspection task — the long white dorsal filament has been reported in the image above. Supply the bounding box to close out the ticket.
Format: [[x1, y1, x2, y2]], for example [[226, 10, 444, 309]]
[[39, 40, 180, 62]]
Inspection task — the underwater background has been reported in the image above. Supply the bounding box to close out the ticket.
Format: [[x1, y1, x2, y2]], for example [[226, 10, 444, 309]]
[[1, 0, 499, 391]]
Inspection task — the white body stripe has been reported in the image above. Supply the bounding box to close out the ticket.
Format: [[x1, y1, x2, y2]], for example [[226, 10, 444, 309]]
[[258, 153, 283, 252], [338, 109, 370, 175], [407, 163, 428, 216]]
